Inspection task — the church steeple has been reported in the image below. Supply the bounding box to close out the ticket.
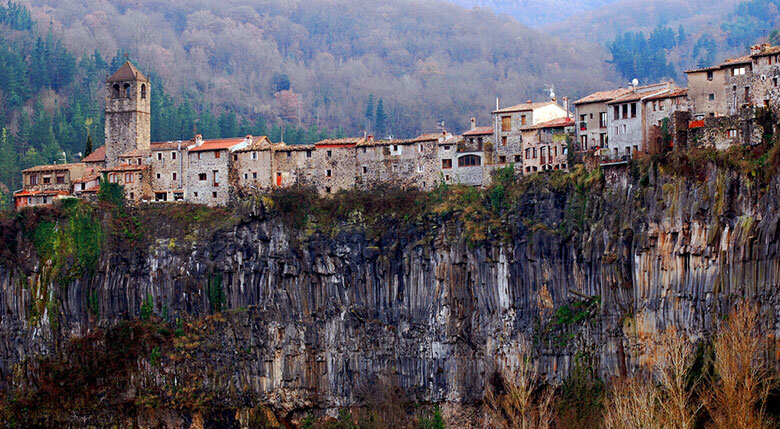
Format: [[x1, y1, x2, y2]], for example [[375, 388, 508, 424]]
[[104, 61, 150, 168]]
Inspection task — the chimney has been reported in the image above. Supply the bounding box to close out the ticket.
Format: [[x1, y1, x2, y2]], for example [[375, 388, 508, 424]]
[[470, 117, 476, 131], [563, 97, 570, 119], [367, 135, 374, 143], [245, 135, 253, 144], [527, 100, 533, 104], [195, 134, 203, 146]]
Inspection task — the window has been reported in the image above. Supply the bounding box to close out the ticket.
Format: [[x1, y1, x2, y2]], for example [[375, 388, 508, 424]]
[[362, 166, 368, 174], [129, 192, 134, 200], [243, 173, 248, 180], [29, 175, 38, 185], [124, 83, 131, 98], [745, 86, 750, 102], [659, 100, 664, 111], [212, 192, 217, 198], [42, 175, 51, 184], [194, 192, 198, 197], [249, 151, 256, 160], [141, 84, 146, 99], [253, 172, 257, 179], [441, 159, 452, 169], [112, 83, 120, 98], [233, 154, 238, 161], [306, 150, 312, 158], [419, 144, 424, 152], [325, 187, 332, 193], [599, 112, 607, 128], [615, 126, 620, 136], [514, 155, 521, 163], [326, 169, 332, 177], [124, 172, 134, 183], [80, 183, 85, 190], [525, 148, 531, 159], [622, 124, 627, 134], [707, 71, 713, 80], [709, 93, 715, 101], [732, 67, 746, 76], [580, 135, 587, 149], [621, 104, 627, 119], [392, 164, 398, 172], [418, 164, 424, 172], [109, 173, 117, 183], [521, 115, 527, 126], [155, 192, 167, 202], [630, 103, 637, 118], [198, 173, 207, 181], [458, 155, 481, 167], [56, 175, 65, 184], [652, 101, 657, 111], [600, 133, 607, 147], [774, 78, 778, 87], [498, 155, 506, 164], [445, 175, 450, 181], [172, 172, 177, 181], [327, 150, 332, 157], [727, 129, 738, 138], [362, 147, 367, 153], [443, 145, 451, 151], [197, 152, 202, 160], [501, 116, 511, 131], [213, 170, 220, 186], [287, 151, 291, 158], [215, 151, 221, 159], [393, 145, 399, 152], [157, 153, 162, 160]]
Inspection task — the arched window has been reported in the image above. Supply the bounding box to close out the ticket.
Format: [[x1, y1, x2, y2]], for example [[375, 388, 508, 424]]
[[112, 83, 121, 98], [141, 84, 146, 99], [458, 154, 481, 167], [124, 83, 131, 98]]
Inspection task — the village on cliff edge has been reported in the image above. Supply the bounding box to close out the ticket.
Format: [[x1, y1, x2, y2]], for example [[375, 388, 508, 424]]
[[12, 43, 780, 209]]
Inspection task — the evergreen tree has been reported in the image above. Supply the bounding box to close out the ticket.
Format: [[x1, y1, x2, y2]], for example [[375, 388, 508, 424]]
[[218, 111, 239, 138], [0, 127, 19, 192], [375, 98, 387, 137], [84, 132, 93, 158], [365, 94, 374, 133]]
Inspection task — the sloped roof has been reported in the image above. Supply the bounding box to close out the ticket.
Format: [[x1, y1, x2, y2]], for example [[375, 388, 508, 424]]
[[107, 61, 149, 83], [82, 146, 106, 163], [315, 137, 366, 146], [574, 88, 632, 105], [493, 101, 558, 114], [14, 189, 70, 197], [102, 164, 148, 172], [751, 45, 780, 58], [644, 88, 688, 102], [236, 136, 273, 152], [72, 172, 101, 184], [411, 133, 447, 142], [119, 148, 150, 158], [22, 163, 85, 173], [188, 137, 254, 152], [151, 141, 185, 150], [463, 126, 493, 136], [523, 117, 575, 130]]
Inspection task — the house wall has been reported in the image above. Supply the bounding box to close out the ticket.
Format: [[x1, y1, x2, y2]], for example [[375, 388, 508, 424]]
[[723, 63, 755, 115], [686, 70, 727, 117], [607, 101, 643, 159], [234, 149, 273, 191], [574, 102, 609, 151], [273, 148, 317, 188], [151, 147, 187, 201], [521, 129, 570, 174], [437, 142, 458, 184], [187, 150, 231, 205], [750, 55, 780, 110], [687, 109, 762, 150], [22, 164, 86, 193], [106, 168, 151, 202], [305, 145, 356, 195], [643, 96, 689, 151]]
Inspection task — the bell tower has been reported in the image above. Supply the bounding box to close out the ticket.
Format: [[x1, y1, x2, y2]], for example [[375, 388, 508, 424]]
[[104, 61, 150, 167]]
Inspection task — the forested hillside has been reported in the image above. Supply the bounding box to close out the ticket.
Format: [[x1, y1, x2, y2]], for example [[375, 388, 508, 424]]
[[0, 0, 618, 206], [445, 0, 618, 27]]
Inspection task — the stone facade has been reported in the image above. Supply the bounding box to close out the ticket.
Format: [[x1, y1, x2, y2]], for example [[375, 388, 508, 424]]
[[186, 135, 252, 205], [520, 118, 574, 173], [14, 163, 89, 209], [685, 66, 727, 118], [103, 164, 152, 202], [151, 141, 188, 202], [104, 62, 150, 168], [574, 89, 631, 151], [686, 108, 763, 150]]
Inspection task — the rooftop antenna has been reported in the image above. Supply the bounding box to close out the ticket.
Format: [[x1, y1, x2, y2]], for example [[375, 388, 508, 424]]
[[545, 84, 556, 101], [61, 151, 67, 164], [631, 78, 639, 87], [437, 121, 445, 132]]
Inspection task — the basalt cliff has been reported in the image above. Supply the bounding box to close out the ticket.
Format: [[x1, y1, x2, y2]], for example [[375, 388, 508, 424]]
[[1, 164, 779, 427]]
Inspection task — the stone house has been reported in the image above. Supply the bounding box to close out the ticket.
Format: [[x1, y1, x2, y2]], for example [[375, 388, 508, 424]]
[[685, 65, 727, 118], [104, 62, 150, 168], [103, 163, 152, 202], [187, 135, 253, 205], [686, 108, 763, 150], [81, 145, 106, 170], [439, 134, 487, 186], [747, 44, 780, 111], [151, 141, 188, 202], [72, 171, 101, 201], [520, 117, 574, 173], [606, 82, 677, 160], [271, 143, 316, 188], [642, 89, 689, 152], [492, 101, 567, 170], [356, 133, 443, 191], [13, 163, 89, 209], [574, 88, 631, 151], [307, 138, 364, 195], [233, 137, 276, 191]]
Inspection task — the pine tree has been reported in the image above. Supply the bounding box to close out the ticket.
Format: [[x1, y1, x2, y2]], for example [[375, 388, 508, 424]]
[[0, 127, 20, 192], [375, 98, 387, 137], [365, 94, 374, 133], [84, 132, 93, 158]]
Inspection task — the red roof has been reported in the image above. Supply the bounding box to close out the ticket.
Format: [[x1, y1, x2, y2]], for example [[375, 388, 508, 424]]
[[72, 171, 101, 183], [78, 185, 100, 193], [189, 137, 250, 152], [151, 141, 185, 150], [82, 146, 106, 163], [574, 88, 632, 105], [14, 189, 70, 197], [524, 117, 575, 130], [463, 126, 493, 136], [493, 101, 558, 114], [315, 137, 365, 146]]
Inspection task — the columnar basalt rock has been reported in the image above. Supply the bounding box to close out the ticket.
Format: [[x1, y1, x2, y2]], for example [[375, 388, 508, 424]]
[[1, 166, 779, 424]]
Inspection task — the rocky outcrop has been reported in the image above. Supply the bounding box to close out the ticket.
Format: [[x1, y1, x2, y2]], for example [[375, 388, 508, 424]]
[[1, 165, 779, 424]]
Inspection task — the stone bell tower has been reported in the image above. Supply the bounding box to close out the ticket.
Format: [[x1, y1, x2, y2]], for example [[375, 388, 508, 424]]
[[104, 61, 150, 167]]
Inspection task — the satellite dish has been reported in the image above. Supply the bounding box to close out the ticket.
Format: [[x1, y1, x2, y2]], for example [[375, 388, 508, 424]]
[[632, 78, 639, 87]]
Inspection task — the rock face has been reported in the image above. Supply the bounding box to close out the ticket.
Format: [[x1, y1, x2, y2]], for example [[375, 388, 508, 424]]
[[1, 165, 779, 422]]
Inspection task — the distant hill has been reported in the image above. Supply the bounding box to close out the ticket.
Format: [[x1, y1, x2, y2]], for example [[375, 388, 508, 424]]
[[446, 0, 619, 27]]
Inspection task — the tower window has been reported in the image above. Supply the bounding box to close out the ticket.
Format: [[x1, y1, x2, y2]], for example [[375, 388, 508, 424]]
[[141, 84, 146, 99], [113, 84, 120, 98], [124, 83, 131, 98]]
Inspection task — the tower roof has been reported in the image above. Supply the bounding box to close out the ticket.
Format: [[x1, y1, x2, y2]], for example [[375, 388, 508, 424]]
[[107, 61, 149, 83]]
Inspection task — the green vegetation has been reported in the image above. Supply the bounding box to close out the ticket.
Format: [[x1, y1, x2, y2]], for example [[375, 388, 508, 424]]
[[140, 294, 154, 321], [608, 25, 679, 82], [207, 272, 225, 314]]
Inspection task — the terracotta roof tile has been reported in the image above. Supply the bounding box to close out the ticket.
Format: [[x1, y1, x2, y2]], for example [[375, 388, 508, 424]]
[[22, 163, 85, 173], [644, 88, 688, 101], [82, 146, 106, 163], [315, 137, 366, 146], [188, 137, 253, 152], [72, 172, 101, 184], [119, 148, 150, 158], [151, 141, 186, 150], [102, 164, 148, 172], [574, 88, 632, 105], [14, 189, 70, 197], [462, 126, 493, 136], [493, 101, 557, 114], [523, 117, 575, 130], [751, 45, 780, 57], [107, 61, 149, 83]]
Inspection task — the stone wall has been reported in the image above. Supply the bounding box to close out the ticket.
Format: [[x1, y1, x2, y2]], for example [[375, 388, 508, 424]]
[[187, 150, 231, 205], [150, 144, 187, 201], [687, 108, 763, 150], [686, 69, 727, 117], [104, 80, 150, 168], [575, 102, 609, 150]]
